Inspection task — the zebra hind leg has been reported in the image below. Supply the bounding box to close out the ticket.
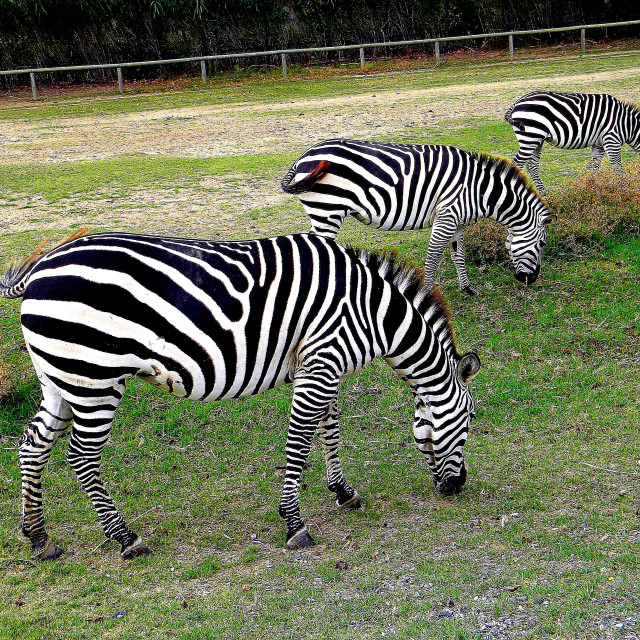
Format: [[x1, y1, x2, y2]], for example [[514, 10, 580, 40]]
[[19, 379, 73, 559], [279, 372, 340, 549], [66, 393, 150, 559], [317, 397, 361, 509], [449, 230, 478, 296], [304, 203, 347, 239]]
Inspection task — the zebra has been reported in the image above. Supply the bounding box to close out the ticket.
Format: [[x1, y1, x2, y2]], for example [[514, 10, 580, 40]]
[[505, 90, 640, 197], [281, 139, 556, 296], [2, 230, 480, 560]]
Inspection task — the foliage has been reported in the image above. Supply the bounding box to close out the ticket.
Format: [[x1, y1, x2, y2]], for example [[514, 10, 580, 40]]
[[0, 359, 13, 400], [0, 0, 638, 75], [464, 164, 640, 266]]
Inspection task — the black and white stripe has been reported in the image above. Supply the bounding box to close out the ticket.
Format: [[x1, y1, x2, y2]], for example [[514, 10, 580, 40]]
[[3, 231, 480, 559], [282, 139, 555, 296], [505, 90, 640, 196]]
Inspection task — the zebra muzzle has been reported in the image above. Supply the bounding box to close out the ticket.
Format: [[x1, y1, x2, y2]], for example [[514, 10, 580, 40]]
[[435, 464, 467, 496], [515, 265, 540, 285]]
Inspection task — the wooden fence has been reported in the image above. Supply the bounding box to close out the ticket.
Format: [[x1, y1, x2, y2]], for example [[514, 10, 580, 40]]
[[2, 19, 640, 100]]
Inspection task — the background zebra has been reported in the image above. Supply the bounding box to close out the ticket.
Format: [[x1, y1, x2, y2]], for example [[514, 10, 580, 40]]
[[281, 139, 555, 296], [505, 90, 640, 197], [2, 231, 480, 560]]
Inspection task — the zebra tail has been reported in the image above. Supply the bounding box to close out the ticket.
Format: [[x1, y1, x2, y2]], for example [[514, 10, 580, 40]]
[[281, 160, 331, 194], [0, 229, 88, 299], [504, 102, 523, 130]]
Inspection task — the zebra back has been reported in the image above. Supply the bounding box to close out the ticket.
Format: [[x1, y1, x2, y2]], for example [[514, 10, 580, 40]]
[[0, 230, 87, 299]]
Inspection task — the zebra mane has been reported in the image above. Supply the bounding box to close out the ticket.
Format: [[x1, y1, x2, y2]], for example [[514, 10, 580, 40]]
[[348, 247, 458, 353], [472, 151, 547, 204], [0, 230, 88, 293], [621, 99, 640, 114]]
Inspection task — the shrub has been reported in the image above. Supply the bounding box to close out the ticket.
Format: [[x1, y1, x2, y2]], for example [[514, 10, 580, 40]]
[[547, 163, 640, 258], [463, 163, 640, 266], [0, 360, 13, 400]]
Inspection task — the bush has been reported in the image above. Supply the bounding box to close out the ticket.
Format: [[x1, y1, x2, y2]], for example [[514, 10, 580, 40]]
[[463, 163, 640, 266], [0, 360, 13, 400], [548, 163, 640, 258]]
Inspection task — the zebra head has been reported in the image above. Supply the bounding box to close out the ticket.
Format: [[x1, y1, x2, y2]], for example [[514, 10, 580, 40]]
[[412, 351, 480, 496], [506, 210, 556, 285]]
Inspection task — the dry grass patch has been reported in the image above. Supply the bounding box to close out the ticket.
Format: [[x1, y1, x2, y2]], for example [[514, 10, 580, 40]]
[[464, 163, 640, 267], [0, 359, 14, 400]]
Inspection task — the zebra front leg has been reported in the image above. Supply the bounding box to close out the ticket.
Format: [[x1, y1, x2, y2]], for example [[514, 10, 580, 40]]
[[19, 381, 72, 559], [449, 229, 478, 296], [590, 144, 605, 171], [66, 401, 150, 559], [280, 372, 339, 548], [316, 397, 360, 509], [524, 144, 547, 197], [424, 214, 458, 291], [603, 137, 624, 174]]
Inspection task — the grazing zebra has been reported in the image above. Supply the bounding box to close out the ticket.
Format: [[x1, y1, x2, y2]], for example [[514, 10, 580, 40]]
[[281, 139, 555, 296], [2, 231, 480, 560], [505, 90, 640, 196]]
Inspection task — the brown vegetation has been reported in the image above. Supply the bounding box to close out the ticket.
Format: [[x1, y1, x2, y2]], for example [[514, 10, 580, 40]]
[[0, 359, 13, 400], [464, 163, 640, 266]]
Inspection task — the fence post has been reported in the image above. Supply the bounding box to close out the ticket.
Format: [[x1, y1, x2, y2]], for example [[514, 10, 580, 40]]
[[282, 53, 288, 77], [201, 59, 207, 84], [435, 41, 440, 66], [580, 28, 586, 55], [30, 72, 37, 100], [360, 47, 365, 70], [117, 67, 123, 93], [509, 34, 514, 60]]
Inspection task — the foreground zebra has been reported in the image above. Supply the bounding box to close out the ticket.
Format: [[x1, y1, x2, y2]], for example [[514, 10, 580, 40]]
[[505, 90, 640, 196], [2, 231, 480, 560], [281, 139, 555, 296]]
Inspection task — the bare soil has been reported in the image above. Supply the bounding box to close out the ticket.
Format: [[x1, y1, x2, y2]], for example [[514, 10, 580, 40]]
[[1, 66, 640, 237]]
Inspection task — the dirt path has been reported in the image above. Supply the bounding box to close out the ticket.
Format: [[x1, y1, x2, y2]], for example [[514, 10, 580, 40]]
[[1, 65, 639, 236]]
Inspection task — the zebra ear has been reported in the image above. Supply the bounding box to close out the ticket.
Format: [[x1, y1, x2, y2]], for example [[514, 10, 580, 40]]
[[457, 352, 481, 384], [542, 214, 557, 225]]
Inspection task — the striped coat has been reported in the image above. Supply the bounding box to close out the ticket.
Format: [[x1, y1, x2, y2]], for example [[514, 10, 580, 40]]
[[2, 231, 480, 559], [282, 139, 555, 296], [505, 90, 640, 195]]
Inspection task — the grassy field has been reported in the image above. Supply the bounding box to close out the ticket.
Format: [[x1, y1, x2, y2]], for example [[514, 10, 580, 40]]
[[1, 47, 640, 640]]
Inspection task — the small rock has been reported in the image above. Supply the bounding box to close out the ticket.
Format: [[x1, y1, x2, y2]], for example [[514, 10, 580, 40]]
[[515, 596, 528, 602], [112, 610, 127, 619], [438, 608, 454, 618]]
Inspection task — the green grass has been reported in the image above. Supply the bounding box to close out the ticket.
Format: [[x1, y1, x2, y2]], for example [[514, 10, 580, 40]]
[[0, 153, 294, 202], [2, 46, 640, 640], [2, 46, 640, 122]]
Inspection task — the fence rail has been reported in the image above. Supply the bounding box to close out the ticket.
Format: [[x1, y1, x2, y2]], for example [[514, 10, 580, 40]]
[[2, 19, 640, 100]]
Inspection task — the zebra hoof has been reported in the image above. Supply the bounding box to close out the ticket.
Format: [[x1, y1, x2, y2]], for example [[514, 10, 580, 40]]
[[32, 537, 63, 561], [121, 536, 151, 559], [286, 527, 315, 549], [462, 285, 479, 297], [337, 491, 361, 510]]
